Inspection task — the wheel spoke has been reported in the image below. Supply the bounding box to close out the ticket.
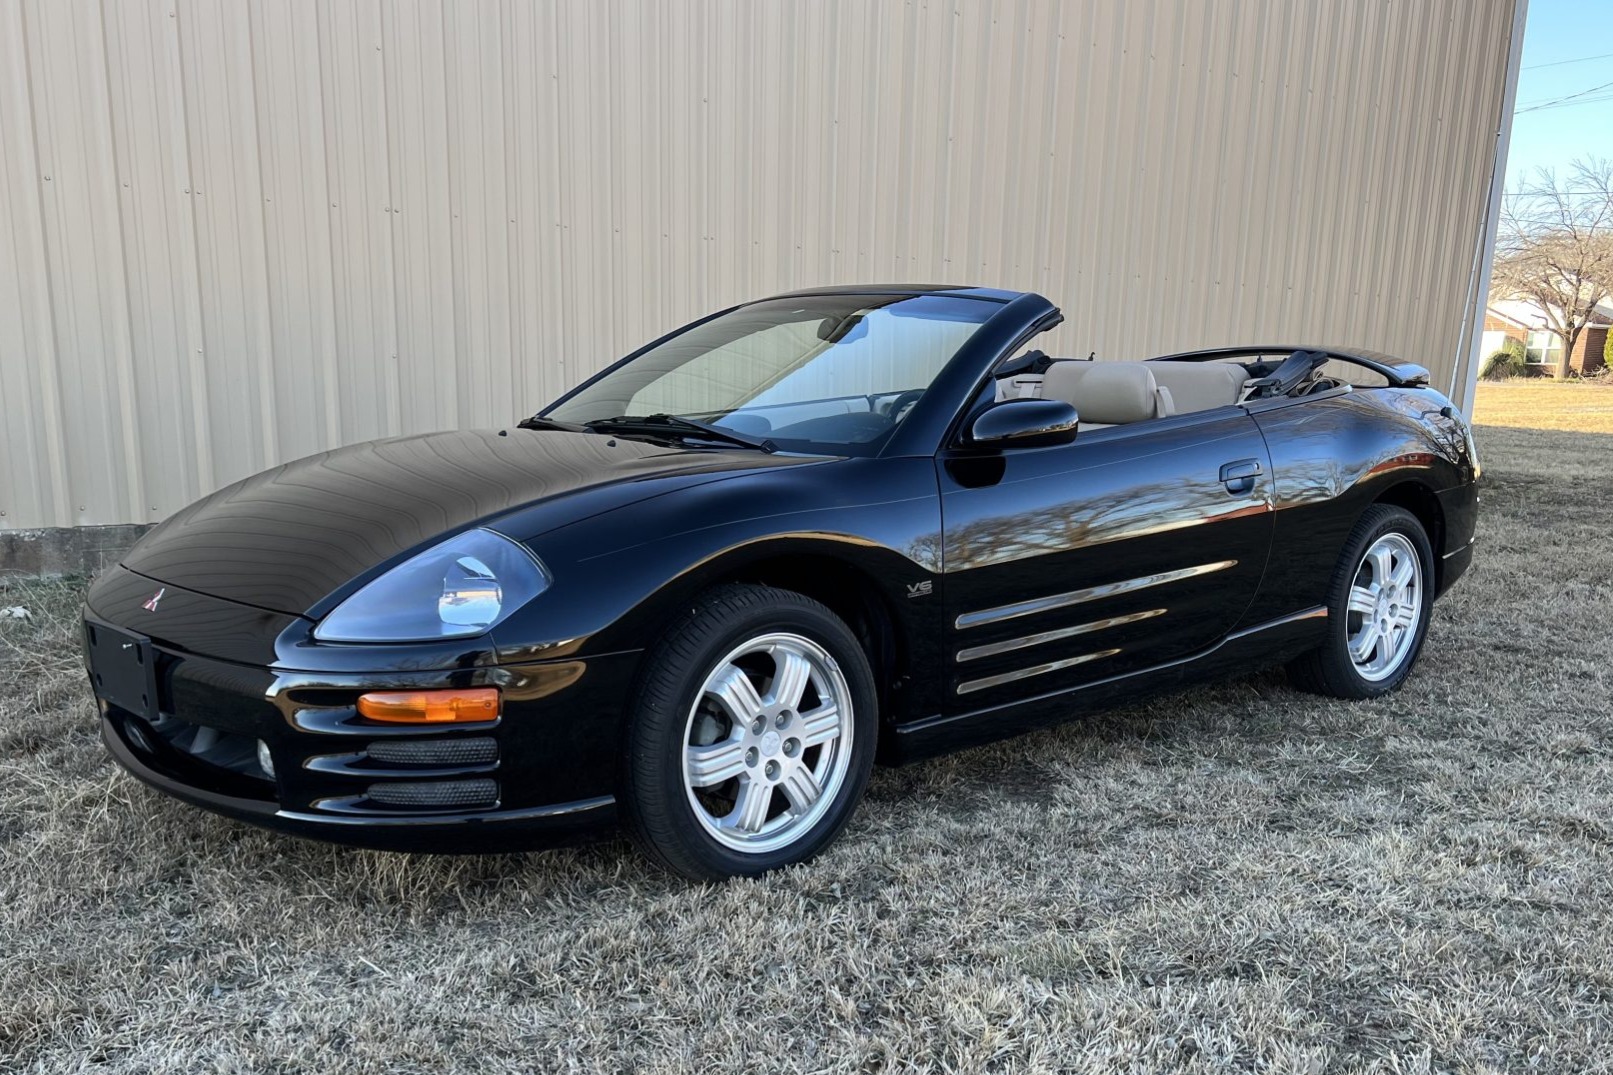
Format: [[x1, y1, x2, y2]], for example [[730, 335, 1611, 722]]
[[1388, 555, 1416, 590], [1347, 584, 1377, 616], [1392, 604, 1417, 629], [1350, 626, 1379, 663], [778, 763, 822, 815], [727, 778, 773, 834], [1371, 629, 1395, 670], [797, 703, 841, 748], [1368, 544, 1394, 584], [768, 648, 812, 710], [686, 736, 747, 788], [706, 663, 764, 725]]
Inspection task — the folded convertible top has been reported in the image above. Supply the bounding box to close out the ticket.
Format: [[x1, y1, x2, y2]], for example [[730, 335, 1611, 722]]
[[1147, 345, 1432, 388]]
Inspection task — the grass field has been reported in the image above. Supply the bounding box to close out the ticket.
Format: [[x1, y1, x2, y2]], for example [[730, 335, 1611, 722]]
[[2, 398, 1610, 1071], [1473, 378, 1613, 433]]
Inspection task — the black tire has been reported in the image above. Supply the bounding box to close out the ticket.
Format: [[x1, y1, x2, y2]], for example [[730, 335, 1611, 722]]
[[1287, 504, 1435, 699], [621, 583, 878, 881]]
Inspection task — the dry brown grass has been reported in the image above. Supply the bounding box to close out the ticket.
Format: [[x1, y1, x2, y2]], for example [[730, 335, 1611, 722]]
[[1473, 378, 1613, 433], [2, 420, 1611, 1072]]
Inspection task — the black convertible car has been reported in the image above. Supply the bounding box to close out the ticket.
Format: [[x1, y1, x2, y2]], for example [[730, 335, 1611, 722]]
[[83, 285, 1479, 879]]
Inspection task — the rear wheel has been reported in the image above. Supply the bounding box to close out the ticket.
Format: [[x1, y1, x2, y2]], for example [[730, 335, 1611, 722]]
[[1287, 505, 1433, 699], [622, 584, 877, 880]]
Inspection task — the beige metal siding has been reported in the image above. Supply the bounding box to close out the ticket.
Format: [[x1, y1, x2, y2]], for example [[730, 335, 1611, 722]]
[[0, 0, 1517, 532]]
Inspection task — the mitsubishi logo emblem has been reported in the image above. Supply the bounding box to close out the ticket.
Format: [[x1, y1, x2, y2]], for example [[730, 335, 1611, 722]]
[[142, 588, 165, 612]]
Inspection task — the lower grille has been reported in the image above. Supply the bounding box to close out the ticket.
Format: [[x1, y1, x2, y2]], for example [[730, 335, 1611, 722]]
[[147, 712, 269, 780], [366, 779, 498, 809], [365, 737, 498, 767]]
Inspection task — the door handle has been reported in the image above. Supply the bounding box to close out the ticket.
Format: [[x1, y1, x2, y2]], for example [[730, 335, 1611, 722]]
[[1218, 458, 1263, 494]]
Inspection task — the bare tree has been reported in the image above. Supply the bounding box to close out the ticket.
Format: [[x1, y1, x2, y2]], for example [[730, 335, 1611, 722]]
[[1490, 158, 1613, 380]]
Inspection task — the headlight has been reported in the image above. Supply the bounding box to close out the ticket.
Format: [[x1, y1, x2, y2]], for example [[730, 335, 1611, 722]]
[[314, 528, 550, 643]]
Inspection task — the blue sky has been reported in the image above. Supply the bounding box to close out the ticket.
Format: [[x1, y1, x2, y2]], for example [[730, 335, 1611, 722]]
[[1506, 0, 1613, 190]]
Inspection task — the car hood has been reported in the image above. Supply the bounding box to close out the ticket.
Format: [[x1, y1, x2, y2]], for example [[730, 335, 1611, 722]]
[[121, 428, 808, 616]]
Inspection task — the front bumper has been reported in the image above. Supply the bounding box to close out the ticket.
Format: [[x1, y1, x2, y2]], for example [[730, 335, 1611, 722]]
[[100, 710, 615, 852], [85, 569, 637, 853]]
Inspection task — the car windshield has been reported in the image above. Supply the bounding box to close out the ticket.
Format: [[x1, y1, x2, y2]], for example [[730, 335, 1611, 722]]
[[543, 293, 1000, 455]]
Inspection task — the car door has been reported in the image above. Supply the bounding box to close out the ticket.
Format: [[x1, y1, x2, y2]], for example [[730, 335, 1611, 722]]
[[937, 410, 1274, 711]]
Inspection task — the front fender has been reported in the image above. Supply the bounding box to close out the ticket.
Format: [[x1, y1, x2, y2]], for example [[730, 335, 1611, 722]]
[[495, 457, 944, 665]]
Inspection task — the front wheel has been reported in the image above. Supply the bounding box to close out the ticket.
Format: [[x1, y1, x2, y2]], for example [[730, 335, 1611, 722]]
[[1287, 504, 1434, 699], [622, 584, 877, 880]]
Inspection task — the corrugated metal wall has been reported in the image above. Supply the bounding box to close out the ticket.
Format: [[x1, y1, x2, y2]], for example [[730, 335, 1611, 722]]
[[0, 0, 1518, 532]]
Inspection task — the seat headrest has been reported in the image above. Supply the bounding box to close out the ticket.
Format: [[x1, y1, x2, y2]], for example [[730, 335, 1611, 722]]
[[1145, 360, 1250, 411], [1041, 360, 1093, 406], [1071, 363, 1161, 425]]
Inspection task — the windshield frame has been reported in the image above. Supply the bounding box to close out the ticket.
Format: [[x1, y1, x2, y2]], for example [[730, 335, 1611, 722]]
[[538, 287, 1058, 458]]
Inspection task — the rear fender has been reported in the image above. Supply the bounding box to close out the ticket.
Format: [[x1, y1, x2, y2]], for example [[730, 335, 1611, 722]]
[[1237, 388, 1473, 627]]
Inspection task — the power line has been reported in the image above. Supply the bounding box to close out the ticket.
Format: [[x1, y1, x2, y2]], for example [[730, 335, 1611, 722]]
[[1502, 190, 1613, 198], [1502, 223, 1613, 233], [1522, 51, 1613, 71], [1516, 78, 1613, 113], [1518, 93, 1613, 113], [1503, 214, 1613, 228], [1517, 79, 1613, 111]]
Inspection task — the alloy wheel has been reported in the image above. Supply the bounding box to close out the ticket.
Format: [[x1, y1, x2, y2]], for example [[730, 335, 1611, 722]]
[[1345, 532, 1424, 682], [681, 632, 854, 854]]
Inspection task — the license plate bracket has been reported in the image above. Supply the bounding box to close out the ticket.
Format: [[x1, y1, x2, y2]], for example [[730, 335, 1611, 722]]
[[85, 619, 159, 721]]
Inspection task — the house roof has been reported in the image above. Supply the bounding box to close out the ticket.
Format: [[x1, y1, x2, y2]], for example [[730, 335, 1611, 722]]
[[1488, 297, 1613, 330], [1485, 304, 1533, 330]]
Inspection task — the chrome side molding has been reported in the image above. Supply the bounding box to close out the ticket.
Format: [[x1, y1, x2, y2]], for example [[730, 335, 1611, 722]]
[[955, 560, 1237, 630], [956, 648, 1122, 695], [955, 608, 1166, 663]]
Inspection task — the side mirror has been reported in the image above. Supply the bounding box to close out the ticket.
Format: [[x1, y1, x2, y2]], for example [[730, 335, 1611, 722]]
[[966, 398, 1079, 449]]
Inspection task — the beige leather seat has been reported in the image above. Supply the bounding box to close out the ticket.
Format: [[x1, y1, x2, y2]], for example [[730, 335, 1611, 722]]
[[1145, 360, 1250, 413], [1042, 361, 1173, 429]]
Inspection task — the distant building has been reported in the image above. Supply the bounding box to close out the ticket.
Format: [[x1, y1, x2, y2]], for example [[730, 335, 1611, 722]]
[[1482, 299, 1611, 376]]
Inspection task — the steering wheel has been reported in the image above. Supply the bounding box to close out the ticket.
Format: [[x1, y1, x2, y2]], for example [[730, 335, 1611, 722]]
[[883, 389, 925, 423]]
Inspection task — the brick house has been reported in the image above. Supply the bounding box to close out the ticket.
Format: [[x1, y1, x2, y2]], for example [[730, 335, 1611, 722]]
[[1483, 299, 1610, 376]]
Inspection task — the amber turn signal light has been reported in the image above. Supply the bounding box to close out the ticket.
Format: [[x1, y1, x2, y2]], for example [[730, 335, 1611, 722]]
[[357, 688, 500, 724]]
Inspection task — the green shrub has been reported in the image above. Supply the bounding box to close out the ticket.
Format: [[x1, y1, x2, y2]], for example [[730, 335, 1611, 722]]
[[1603, 329, 1612, 374], [1481, 337, 1527, 380]]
